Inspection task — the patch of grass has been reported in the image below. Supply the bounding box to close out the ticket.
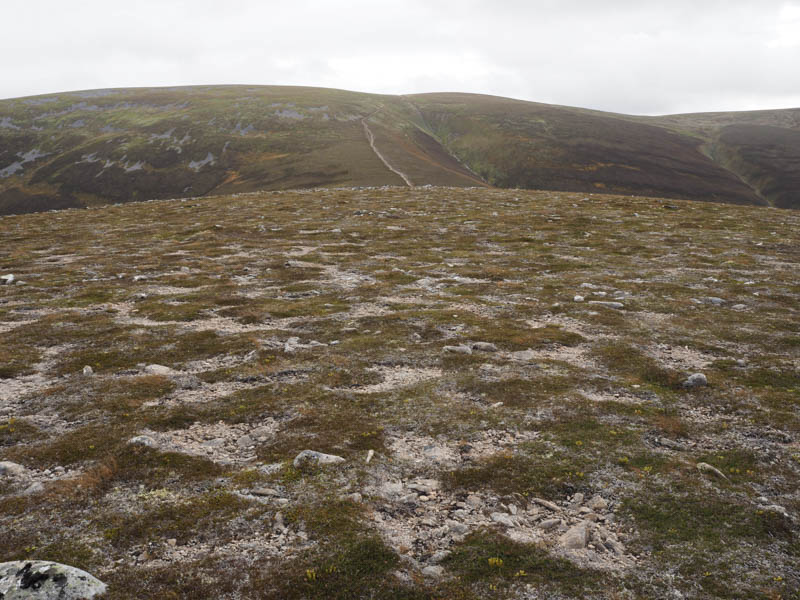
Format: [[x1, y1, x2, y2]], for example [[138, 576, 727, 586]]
[[593, 341, 683, 390], [0, 417, 40, 446], [623, 482, 794, 552], [102, 490, 254, 547], [442, 530, 605, 593], [444, 448, 592, 499], [459, 375, 577, 409]]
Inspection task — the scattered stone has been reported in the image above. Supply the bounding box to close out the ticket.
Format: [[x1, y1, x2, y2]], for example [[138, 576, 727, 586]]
[[173, 374, 201, 390], [379, 482, 404, 498], [539, 518, 561, 531], [697, 462, 728, 480], [705, 297, 725, 306], [559, 522, 589, 550], [342, 492, 363, 503], [588, 495, 608, 511], [471, 342, 498, 352], [573, 295, 585, 302], [23, 482, 44, 495], [571, 492, 585, 506], [251, 426, 272, 441], [683, 373, 708, 388], [167, 538, 177, 547], [465, 494, 482, 508], [490, 512, 516, 528], [429, 551, 450, 564], [732, 304, 747, 310], [421, 565, 444, 578], [587, 301, 624, 310], [82, 366, 94, 376], [144, 364, 176, 376], [128, 435, 158, 448], [292, 450, 345, 469], [0, 461, 27, 478], [532, 497, 560, 512], [366, 449, 375, 464], [236, 435, 254, 448], [1, 274, 15, 285], [654, 436, 685, 451], [443, 344, 472, 355], [0, 561, 107, 599], [251, 487, 281, 497]]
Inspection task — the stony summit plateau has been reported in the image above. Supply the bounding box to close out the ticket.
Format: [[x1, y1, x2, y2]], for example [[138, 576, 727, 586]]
[[0, 85, 799, 600]]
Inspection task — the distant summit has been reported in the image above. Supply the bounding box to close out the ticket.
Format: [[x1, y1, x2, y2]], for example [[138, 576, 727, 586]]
[[1, 85, 798, 214]]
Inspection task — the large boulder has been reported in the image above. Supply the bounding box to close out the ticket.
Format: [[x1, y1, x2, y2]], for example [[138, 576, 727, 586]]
[[0, 561, 106, 599]]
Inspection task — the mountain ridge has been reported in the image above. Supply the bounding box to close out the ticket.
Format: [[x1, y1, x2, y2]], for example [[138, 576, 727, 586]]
[[1, 85, 798, 214]]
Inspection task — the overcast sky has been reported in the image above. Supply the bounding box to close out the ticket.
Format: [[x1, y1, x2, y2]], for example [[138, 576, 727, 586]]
[[3, 0, 800, 115]]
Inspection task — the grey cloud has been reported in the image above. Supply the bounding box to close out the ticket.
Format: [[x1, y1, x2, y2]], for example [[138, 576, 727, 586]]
[[1, 0, 799, 114]]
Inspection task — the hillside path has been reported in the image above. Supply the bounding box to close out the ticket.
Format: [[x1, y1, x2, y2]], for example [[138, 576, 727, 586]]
[[361, 118, 414, 187]]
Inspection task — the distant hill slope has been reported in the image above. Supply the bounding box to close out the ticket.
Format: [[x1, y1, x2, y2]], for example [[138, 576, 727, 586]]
[[0, 85, 798, 214]]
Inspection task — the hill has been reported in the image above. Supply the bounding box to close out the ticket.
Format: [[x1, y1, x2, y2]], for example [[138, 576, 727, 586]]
[[1, 85, 799, 214], [1, 186, 798, 598]]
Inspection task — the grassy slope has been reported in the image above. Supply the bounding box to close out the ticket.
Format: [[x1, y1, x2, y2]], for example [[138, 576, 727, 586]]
[[0, 85, 799, 214]]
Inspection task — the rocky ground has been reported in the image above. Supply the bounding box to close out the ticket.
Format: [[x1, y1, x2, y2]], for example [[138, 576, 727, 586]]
[[0, 186, 798, 599]]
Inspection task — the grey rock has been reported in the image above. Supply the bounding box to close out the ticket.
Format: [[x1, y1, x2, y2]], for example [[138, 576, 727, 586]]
[[472, 342, 498, 352], [705, 296, 725, 306], [422, 445, 450, 462], [732, 304, 747, 310], [697, 462, 728, 480], [654, 436, 686, 451], [532, 497, 560, 512], [379, 482, 404, 498], [587, 301, 624, 310], [421, 565, 444, 578], [236, 435, 254, 448], [683, 373, 708, 388], [173, 374, 201, 390], [429, 550, 450, 564], [465, 494, 482, 508], [588, 495, 608, 511], [251, 487, 281, 497], [293, 449, 345, 469], [82, 366, 94, 376], [144, 364, 176, 376], [509, 349, 538, 362], [0, 461, 27, 478], [559, 522, 589, 550], [443, 345, 472, 355], [0, 561, 106, 599], [128, 435, 158, 448], [573, 295, 585, 302], [539, 518, 561, 531], [201, 438, 225, 447], [342, 492, 363, 503], [447, 520, 470, 536], [490, 512, 516, 527], [23, 482, 44, 495], [0, 274, 15, 285], [251, 426, 273, 441], [571, 492, 585, 506]]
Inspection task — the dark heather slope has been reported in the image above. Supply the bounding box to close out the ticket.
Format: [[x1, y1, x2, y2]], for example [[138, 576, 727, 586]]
[[0, 85, 798, 214]]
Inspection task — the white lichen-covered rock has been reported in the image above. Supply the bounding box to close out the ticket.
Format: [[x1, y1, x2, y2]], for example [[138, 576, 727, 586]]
[[143, 364, 177, 376], [683, 373, 708, 388], [292, 449, 345, 468], [0, 561, 106, 599]]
